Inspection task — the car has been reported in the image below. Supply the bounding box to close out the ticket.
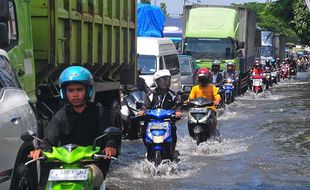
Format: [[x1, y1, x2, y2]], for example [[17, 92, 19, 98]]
[[137, 37, 181, 93], [0, 49, 37, 189], [178, 55, 199, 100]]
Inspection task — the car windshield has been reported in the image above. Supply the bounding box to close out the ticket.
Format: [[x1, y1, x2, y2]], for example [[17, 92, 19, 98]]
[[138, 55, 157, 74], [179, 57, 192, 75], [184, 38, 235, 60]]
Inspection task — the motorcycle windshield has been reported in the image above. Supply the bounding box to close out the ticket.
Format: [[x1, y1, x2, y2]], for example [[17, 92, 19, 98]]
[[130, 90, 151, 106], [146, 109, 174, 119], [189, 98, 213, 107]]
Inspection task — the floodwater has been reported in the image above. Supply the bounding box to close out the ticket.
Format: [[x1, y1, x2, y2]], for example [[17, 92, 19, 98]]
[[107, 71, 310, 190]]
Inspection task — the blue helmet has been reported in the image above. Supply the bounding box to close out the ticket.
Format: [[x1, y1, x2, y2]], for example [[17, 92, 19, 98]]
[[271, 58, 276, 64], [59, 66, 94, 100]]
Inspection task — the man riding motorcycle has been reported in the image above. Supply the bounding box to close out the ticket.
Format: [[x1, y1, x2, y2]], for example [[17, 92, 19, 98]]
[[223, 62, 239, 95], [211, 60, 224, 85], [29, 66, 120, 189], [188, 68, 221, 136], [139, 69, 182, 156]]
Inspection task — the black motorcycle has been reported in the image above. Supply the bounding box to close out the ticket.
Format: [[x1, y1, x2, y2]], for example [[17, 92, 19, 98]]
[[121, 89, 151, 140], [187, 98, 217, 145]]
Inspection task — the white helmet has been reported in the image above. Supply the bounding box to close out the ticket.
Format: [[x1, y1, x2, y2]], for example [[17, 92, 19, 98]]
[[153, 69, 171, 82]]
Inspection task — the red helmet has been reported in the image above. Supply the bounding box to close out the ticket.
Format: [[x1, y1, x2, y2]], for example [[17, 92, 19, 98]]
[[196, 68, 211, 85]]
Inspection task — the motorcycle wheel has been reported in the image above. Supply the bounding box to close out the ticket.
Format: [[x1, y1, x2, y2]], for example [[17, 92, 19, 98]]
[[11, 164, 37, 190], [195, 133, 204, 146], [154, 150, 162, 167]]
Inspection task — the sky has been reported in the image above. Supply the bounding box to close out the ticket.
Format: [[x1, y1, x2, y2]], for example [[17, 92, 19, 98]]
[[149, 0, 268, 16]]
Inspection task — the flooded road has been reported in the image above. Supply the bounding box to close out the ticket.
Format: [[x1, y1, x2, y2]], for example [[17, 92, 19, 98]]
[[107, 71, 310, 190]]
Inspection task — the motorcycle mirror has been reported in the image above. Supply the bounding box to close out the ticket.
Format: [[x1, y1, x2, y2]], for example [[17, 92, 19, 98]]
[[21, 131, 34, 142], [93, 127, 122, 149]]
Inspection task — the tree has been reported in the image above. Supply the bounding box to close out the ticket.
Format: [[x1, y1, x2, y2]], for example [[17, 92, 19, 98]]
[[160, 3, 169, 17], [140, 0, 151, 4], [292, 0, 310, 45]]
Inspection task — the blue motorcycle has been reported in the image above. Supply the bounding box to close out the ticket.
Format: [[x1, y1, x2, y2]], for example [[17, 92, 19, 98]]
[[223, 78, 235, 104], [145, 109, 177, 167]]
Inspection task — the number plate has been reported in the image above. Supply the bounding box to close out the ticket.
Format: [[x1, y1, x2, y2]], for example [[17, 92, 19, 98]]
[[253, 79, 262, 86], [48, 169, 89, 181], [149, 122, 169, 130], [190, 108, 208, 113]]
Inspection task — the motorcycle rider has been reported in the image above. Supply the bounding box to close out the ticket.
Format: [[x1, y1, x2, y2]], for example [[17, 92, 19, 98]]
[[211, 60, 223, 85], [252, 61, 265, 76], [188, 68, 221, 136], [223, 62, 239, 95], [139, 69, 182, 157], [29, 66, 120, 189]]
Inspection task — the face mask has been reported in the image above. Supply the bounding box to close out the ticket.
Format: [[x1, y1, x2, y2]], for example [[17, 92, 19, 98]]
[[198, 77, 208, 85]]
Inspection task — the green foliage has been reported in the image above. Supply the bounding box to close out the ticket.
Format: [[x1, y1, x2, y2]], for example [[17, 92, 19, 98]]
[[292, 0, 310, 45], [160, 3, 169, 17]]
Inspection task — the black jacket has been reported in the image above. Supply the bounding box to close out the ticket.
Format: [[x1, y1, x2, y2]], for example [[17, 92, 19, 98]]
[[44, 103, 118, 149], [125, 77, 152, 95], [146, 88, 181, 111]]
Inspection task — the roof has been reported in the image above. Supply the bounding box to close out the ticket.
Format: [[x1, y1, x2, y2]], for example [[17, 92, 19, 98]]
[[137, 37, 176, 56]]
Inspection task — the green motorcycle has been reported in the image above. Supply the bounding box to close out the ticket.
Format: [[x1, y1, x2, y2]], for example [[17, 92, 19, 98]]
[[23, 127, 121, 190]]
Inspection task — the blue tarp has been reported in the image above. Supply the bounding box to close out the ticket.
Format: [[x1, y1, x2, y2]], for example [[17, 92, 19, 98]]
[[137, 3, 165, 37]]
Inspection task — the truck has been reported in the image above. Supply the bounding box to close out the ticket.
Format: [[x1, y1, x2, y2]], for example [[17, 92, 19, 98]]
[[0, 0, 137, 189], [182, 5, 259, 93]]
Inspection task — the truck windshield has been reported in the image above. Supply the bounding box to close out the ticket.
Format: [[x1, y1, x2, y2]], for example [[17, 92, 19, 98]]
[[184, 38, 235, 60], [138, 55, 157, 74], [179, 57, 191, 75]]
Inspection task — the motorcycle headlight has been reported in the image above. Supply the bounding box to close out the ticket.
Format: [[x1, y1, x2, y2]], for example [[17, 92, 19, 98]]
[[226, 79, 233, 83]]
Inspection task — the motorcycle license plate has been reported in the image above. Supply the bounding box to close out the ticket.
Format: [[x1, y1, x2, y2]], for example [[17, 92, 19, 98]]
[[153, 136, 164, 143], [48, 169, 89, 181], [253, 79, 262, 86], [149, 122, 169, 130], [190, 108, 208, 113]]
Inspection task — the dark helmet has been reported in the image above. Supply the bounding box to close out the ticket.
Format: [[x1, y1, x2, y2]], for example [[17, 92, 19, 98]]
[[196, 68, 212, 85], [59, 66, 94, 100], [265, 59, 271, 66], [254, 62, 262, 69], [211, 60, 221, 72]]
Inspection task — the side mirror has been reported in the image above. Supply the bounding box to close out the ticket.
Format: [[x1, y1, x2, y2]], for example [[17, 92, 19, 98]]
[[93, 127, 122, 148], [0, 22, 9, 48], [0, 0, 9, 22], [21, 130, 44, 144], [237, 41, 245, 49]]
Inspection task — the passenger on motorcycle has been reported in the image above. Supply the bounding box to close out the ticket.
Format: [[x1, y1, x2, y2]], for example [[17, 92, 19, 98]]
[[139, 69, 182, 155], [29, 66, 120, 189], [211, 60, 224, 85], [125, 67, 152, 96], [188, 68, 221, 135]]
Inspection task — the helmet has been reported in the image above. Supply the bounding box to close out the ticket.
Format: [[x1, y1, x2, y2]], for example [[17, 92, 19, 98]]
[[153, 69, 171, 89], [254, 62, 262, 69], [211, 60, 221, 72], [59, 66, 94, 100], [271, 58, 276, 64], [265, 59, 271, 66], [227, 62, 234, 71], [196, 68, 212, 85]]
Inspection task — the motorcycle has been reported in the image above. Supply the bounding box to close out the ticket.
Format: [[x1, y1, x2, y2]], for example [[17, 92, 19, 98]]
[[187, 98, 216, 145], [144, 109, 179, 167], [121, 89, 151, 140], [222, 77, 235, 104], [271, 69, 278, 84], [252, 75, 263, 94], [23, 127, 122, 190], [290, 67, 297, 76], [281, 67, 288, 80]]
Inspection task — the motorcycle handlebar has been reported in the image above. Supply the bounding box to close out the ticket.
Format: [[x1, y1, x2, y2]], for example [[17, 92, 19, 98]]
[[93, 154, 117, 161], [25, 156, 45, 166]]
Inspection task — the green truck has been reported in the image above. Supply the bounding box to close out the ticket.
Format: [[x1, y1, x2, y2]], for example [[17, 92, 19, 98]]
[[183, 5, 261, 92], [0, 0, 136, 188]]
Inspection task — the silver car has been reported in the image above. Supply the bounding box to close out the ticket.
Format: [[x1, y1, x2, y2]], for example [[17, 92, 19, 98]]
[[0, 50, 37, 189]]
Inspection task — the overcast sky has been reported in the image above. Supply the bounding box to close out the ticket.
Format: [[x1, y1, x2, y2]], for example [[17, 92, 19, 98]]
[[149, 0, 268, 15]]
